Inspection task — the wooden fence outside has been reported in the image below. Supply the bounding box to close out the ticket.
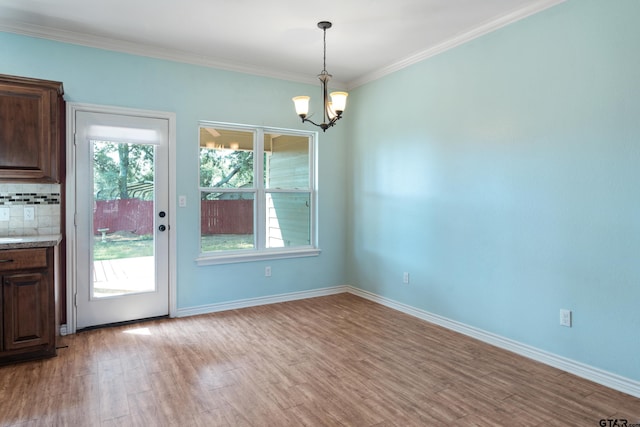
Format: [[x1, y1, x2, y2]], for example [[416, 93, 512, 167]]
[[200, 199, 253, 234], [93, 199, 154, 235], [93, 199, 252, 235]]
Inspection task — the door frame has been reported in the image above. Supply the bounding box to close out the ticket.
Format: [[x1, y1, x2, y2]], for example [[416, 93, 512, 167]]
[[65, 103, 177, 334]]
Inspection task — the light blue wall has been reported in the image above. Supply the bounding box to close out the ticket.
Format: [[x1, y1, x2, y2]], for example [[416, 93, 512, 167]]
[[347, 0, 640, 381], [3, 0, 639, 383], [0, 32, 348, 309]]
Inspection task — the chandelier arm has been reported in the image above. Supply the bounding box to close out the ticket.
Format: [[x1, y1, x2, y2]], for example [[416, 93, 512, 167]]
[[301, 114, 342, 131], [327, 115, 342, 127], [301, 116, 337, 132], [300, 116, 324, 128]]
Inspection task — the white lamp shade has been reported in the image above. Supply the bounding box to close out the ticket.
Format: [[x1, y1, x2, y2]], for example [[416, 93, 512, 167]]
[[292, 96, 310, 116], [330, 92, 348, 113], [327, 102, 336, 120]]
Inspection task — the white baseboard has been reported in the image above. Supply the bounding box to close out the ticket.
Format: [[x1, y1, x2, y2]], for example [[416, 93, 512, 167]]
[[347, 286, 640, 399], [175, 285, 350, 318]]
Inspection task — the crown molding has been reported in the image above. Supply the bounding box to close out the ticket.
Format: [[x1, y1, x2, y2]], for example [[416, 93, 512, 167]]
[[347, 0, 566, 89], [1, 0, 564, 90], [0, 19, 323, 86]]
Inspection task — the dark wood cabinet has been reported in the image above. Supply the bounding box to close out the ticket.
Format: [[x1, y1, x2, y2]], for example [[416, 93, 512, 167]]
[[0, 73, 67, 328], [0, 74, 64, 182], [0, 247, 56, 364]]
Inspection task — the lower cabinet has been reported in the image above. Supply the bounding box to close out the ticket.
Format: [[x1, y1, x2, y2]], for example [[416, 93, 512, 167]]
[[0, 247, 56, 364]]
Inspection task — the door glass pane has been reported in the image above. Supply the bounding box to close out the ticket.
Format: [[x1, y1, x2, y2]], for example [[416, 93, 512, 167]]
[[92, 140, 155, 298], [200, 191, 255, 252]]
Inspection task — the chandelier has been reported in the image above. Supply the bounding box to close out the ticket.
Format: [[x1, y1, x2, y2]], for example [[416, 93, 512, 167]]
[[292, 21, 348, 132]]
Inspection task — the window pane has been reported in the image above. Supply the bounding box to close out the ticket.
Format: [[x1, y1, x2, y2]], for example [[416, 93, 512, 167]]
[[200, 127, 254, 189], [197, 122, 316, 261], [266, 192, 310, 248], [264, 133, 309, 189], [201, 192, 255, 252]]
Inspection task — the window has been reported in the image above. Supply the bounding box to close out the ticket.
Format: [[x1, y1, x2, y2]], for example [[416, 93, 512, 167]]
[[196, 122, 319, 265]]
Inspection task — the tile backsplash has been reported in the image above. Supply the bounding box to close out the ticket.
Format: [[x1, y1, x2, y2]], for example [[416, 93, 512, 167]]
[[0, 183, 61, 236]]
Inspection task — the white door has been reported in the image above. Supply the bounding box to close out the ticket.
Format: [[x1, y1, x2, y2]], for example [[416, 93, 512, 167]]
[[75, 110, 169, 329]]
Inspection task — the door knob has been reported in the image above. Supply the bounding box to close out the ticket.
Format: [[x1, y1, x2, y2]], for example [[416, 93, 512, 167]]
[[158, 225, 166, 232]]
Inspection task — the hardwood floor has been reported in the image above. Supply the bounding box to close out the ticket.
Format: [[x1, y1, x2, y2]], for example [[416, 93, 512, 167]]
[[1, 293, 638, 426]]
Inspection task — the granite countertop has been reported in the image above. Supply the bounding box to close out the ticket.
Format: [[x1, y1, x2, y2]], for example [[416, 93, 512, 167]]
[[0, 234, 62, 250]]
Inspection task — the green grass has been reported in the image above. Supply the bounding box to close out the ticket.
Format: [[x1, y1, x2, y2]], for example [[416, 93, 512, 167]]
[[200, 234, 254, 252], [93, 231, 253, 260], [93, 232, 153, 260]]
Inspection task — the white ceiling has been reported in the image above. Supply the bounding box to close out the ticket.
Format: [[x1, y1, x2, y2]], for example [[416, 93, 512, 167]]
[[0, 0, 564, 88]]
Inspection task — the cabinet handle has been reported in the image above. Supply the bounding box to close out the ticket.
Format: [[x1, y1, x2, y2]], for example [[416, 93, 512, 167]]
[[0, 259, 14, 263]]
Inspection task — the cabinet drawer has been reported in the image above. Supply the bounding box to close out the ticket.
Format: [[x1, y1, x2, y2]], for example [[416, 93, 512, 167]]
[[0, 248, 48, 272]]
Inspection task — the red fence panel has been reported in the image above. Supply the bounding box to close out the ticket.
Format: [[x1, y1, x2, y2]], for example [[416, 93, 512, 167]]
[[93, 199, 253, 236], [93, 199, 154, 235], [201, 200, 253, 235]]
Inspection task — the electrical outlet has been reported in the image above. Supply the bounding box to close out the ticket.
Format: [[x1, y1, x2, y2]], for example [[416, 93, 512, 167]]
[[265, 266, 272, 277], [24, 206, 35, 221], [178, 195, 187, 207], [0, 207, 9, 222], [403, 272, 410, 284], [560, 309, 572, 327]]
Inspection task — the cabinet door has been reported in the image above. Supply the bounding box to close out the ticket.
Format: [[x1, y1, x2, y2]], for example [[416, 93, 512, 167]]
[[0, 80, 60, 182], [2, 272, 51, 350]]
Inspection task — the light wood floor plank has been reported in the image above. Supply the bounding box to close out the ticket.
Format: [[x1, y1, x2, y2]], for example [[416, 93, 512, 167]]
[[0, 293, 638, 426]]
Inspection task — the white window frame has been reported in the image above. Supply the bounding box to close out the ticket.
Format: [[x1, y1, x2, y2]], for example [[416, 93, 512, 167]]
[[196, 121, 320, 265]]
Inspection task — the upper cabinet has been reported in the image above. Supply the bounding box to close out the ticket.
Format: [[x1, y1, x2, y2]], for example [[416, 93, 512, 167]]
[[0, 74, 64, 183]]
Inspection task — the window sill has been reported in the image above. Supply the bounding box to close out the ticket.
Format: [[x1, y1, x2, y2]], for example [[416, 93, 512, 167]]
[[195, 248, 321, 266]]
